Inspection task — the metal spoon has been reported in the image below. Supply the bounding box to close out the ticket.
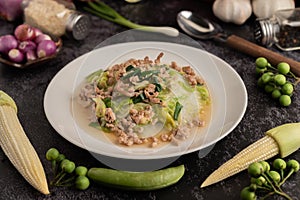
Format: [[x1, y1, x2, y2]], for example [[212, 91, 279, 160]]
[[177, 10, 300, 76], [177, 11, 222, 40]]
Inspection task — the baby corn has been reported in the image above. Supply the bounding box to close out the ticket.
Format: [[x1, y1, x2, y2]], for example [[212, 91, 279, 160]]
[[201, 123, 300, 188], [0, 91, 49, 194]]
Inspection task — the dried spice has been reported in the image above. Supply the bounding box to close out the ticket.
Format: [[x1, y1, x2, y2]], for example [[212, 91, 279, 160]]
[[277, 25, 300, 49], [23, 0, 72, 37], [22, 0, 90, 40]]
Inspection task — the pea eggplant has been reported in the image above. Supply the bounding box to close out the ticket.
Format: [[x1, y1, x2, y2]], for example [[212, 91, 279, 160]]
[[87, 165, 185, 190]]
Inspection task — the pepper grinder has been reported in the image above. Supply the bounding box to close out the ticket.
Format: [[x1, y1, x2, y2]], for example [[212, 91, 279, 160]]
[[254, 8, 300, 51]]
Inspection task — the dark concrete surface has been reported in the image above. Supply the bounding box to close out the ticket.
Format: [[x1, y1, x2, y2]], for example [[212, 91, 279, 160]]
[[0, 0, 300, 199]]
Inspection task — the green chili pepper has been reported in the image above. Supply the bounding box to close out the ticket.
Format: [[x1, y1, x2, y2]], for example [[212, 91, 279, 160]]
[[173, 102, 183, 121], [131, 92, 145, 104], [103, 97, 112, 108], [125, 65, 135, 72], [122, 68, 141, 80], [155, 83, 162, 92]]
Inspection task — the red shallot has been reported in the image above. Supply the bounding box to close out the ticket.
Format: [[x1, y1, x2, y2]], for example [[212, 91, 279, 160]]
[[35, 34, 52, 44], [37, 40, 57, 58], [8, 49, 24, 63], [26, 50, 37, 61], [32, 27, 43, 37], [18, 41, 37, 53], [14, 24, 35, 41], [0, 35, 18, 54], [0, 24, 60, 66]]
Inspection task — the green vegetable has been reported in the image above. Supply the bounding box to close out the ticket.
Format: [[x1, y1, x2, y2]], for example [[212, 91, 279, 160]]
[[61, 160, 76, 174], [75, 175, 90, 190], [271, 89, 281, 99], [241, 158, 300, 200], [268, 170, 281, 183], [256, 66, 266, 74], [140, 69, 160, 78], [173, 101, 183, 121], [84, 0, 179, 37], [254, 57, 299, 106], [46, 148, 59, 161], [159, 107, 176, 128], [154, 83, 162, 92], [264, 84, 275, 93], [279, 159, 300, 186], [287, 159, 300, 172], [248, 162, 264, 178], [274, 74, 286, 85], [259, 161, 270, 173], [122, 67, 141, 80], [279, 95, 291, 107], [252, 176, 266, 186], [133, 80, 150, 90], [87, 165, 185, 191], [277, 62, 290, 75], [56, 154, 66, 163], [281, 83, 293, 95], [266, 123, 300, 158], [131, 92, 145, 104], [111, 97, 132, 118], [86, 69, 103, 83], [98, 71, 109, 88], [46, 148, 90, 191], [196, 85, 210, 104], [75, 166, 88, 176], [261, 73, 272, 84], [92, 97, 106, 118], [102, 97, 112, 108], [46, 148, 60, 176], [240, 187, 257, 200], [178, 81, 194, 92], [255, 57, 268, 69], [125, 65, 134, 72], [273, 158, 286, 170]]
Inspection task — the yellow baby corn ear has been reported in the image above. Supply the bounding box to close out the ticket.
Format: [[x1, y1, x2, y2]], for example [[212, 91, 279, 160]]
[[0, 91, 49, 194], [201, 123, 300, 188]]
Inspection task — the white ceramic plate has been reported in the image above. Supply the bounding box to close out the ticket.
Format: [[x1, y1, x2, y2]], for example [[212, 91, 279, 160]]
[[44, 42, 247, 160]]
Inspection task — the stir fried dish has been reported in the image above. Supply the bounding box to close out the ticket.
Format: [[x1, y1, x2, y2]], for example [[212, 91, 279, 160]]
[[79, 53, 211, 147]]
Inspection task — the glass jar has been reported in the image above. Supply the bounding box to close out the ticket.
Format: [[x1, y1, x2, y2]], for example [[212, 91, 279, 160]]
[[22, 0, 90, 40], [254, 8, 300, 51]]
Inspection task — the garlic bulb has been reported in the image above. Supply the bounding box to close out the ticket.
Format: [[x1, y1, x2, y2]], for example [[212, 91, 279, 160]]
[[252, 0, 295, 18], [212, 0, 252, 25]]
